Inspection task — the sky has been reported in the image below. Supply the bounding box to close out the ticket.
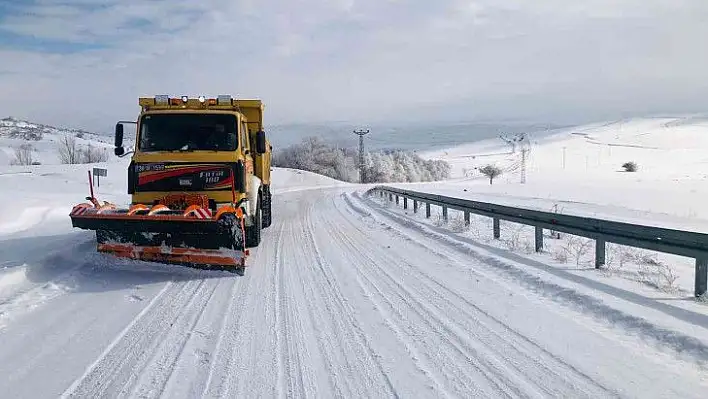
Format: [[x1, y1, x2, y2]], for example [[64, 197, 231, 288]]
[[1, 0, 708, 133]]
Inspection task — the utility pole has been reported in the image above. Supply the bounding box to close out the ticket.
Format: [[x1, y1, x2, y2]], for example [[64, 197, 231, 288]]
[[562, 146, 567, 169], [521, 147, 528, 184], [353, 129, 370, 183]]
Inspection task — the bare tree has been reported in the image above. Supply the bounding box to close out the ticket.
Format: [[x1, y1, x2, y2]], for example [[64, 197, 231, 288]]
[[58, 134, 80, 164], [80, 143, 108, 163], [480, 164, 503, 185], [10, 143, 35, 165]]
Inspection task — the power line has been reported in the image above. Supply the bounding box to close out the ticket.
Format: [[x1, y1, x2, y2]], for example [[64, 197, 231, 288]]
[[353, 129, 370, 183]]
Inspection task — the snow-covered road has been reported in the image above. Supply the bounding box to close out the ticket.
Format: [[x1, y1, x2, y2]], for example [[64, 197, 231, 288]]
[[1, 174, 707, 398]]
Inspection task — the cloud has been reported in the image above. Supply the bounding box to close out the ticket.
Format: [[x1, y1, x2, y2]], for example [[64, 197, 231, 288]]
[[1, 0, 708, 132]]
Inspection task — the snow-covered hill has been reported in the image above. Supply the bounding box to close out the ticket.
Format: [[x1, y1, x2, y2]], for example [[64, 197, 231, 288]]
[[0, 117, 115, 166], [0, 117, 108, 142], [410, 115, 708, 223]]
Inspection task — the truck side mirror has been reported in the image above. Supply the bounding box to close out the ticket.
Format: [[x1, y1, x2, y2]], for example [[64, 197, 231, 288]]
[[256, 130, 266, 154], [115, 123, 124, 156]]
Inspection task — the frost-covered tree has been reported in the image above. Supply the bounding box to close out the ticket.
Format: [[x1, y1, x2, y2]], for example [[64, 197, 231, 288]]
[[272, 136, 450, 183], [80, 143, 108, 163], [480, 164, 503, 184]]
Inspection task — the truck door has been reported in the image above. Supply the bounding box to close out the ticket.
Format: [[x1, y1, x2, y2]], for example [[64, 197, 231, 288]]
[[241, 119, 254, 189]]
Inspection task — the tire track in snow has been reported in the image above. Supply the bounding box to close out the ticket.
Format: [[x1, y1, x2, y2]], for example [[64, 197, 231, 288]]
[[300, 204, 399, 398], [341, 194, 616, 398], [159, 270, 245, 399], [127, 277, 222, 398], [357, 191, 708, 366], [329, 193, 616, 398], [201, 264, 260, 398], [206, 221, 290, 399], [285, 215, 347, 398], [220, 226, 284, 399], [61, 278, 209, 398], [199, 271, 252, 399], [319, 207, 513, 398], [277, 223, 312, 398], [309, 205, 449, 398]]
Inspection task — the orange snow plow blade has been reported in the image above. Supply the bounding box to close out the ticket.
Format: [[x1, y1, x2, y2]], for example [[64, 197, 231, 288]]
[[97, 243, 245, 268], [69, 199, 247, 273]]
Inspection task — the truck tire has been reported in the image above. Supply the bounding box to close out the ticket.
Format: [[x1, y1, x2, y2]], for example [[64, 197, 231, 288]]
[[245, 203, 262, 248], [262, 185, 272, 228]]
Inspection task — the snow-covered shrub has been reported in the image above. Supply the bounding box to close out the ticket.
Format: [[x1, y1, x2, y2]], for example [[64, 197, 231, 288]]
[[562, 235, 593, 266], [447, 213, 469, 233], [58, 134, 81, 164], [523, 240, 538, 254], [622, 161, 638, 172], [272, 136, 451, 183], [10, 143, 35, 165], [57, 134, 108, 164], [503, 225, 525, 252], [637, 258, 679, 292], [433, 213, 446, 227], [552, 247, 569, 263], [80, 143, 108, 163]]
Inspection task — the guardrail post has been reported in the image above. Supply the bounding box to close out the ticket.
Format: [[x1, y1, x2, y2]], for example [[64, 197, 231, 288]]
[[696, 258, 708, 297], [403, 197, 408, 210], [413, 200, 418, 213], [395, 195, 399, 205], [596, 239, 606, 269], [426, 203, 431, 218], [493, 218, 500, 239], [380, 191, 383, 198], [442, 206, 448, 221], [535, 226, 543, 252], [389, 193, 393, 202], [464, 211, 470, 226]]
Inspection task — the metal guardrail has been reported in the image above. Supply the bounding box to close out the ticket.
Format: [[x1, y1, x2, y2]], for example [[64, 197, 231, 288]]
[[370, 185, 708, 297]]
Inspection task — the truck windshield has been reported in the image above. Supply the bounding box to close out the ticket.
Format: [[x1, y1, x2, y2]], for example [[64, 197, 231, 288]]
[[138, 113, 238, 152]]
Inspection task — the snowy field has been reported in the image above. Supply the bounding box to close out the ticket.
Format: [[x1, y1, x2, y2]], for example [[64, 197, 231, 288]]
[[0, 118, 708, 397], [383, 116, 708, 297], [410, 116, 708, 224]]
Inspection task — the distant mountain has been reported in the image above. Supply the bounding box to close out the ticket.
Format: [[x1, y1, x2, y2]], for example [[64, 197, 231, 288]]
[[0, 117, 109, 143]]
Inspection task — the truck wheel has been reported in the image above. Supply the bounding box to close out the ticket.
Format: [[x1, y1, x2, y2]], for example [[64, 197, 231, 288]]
[[245, 204, 262, 248], [262, 186, 272, 228]]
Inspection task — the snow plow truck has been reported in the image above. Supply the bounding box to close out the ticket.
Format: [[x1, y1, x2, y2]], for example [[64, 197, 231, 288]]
[[69, 95, 272, 275]]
